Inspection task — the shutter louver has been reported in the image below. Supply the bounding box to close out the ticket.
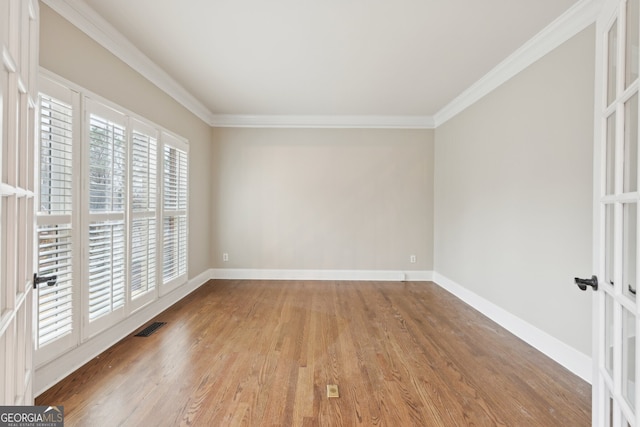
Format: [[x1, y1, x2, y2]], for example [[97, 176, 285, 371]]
[[131, 217, 156, 298], [39, 95, 73, 214], [162, 142, 188, 286], [131, 128, 157, 301], [163, 146, 179, 210], [37, 224, 73, 346], [162, 215, 187, 282], [88, 221, 125, 320], [36, 90, 76, 354], [86, 104, 127, 329], [132, 130, 157, 211], [89, 115, 126, 213]]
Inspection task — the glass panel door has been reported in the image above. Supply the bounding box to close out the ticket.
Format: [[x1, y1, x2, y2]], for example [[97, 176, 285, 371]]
[[595, 0, 640, 425], [0, 0, 38, 405]]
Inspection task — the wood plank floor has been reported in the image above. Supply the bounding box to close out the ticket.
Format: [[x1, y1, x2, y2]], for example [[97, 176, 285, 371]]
[[36, 280, 591, 426]]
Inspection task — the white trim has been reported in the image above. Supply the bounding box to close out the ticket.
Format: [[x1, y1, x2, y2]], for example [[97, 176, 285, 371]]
[[212, 268, 433, 282], [41, 0, 215, 126], [210, 114, 435, 129], [433, 0, 602, 127], [432, 272, 592, 383], [2, 45, 16, 72], [34, 269, 214, 397]]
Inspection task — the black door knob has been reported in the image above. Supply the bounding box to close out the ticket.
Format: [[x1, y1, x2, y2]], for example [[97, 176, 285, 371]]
[[575, 275, 598, 291], [33, 273, 57, 289]]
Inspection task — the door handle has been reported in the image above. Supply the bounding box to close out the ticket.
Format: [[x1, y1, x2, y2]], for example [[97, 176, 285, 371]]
[[33, 273, 57, 289], [575, 275, 598, 291]]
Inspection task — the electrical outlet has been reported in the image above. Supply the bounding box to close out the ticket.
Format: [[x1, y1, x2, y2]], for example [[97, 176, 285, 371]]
[[410, 255, 416, 264], [222, 253, 229, 262]]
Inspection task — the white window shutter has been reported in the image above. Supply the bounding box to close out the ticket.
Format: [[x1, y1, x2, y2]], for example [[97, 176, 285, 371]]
[[37, 224, 73, 346], [36, 76, 190, 361], [39, 95, 73, 215], [87, 221, 125, 320], [35, 79, 81, 366], [84, 99, 127, 336], [88, 114, 126, 213], [161, 133, 188, 290], [129, 121, 158, 307]]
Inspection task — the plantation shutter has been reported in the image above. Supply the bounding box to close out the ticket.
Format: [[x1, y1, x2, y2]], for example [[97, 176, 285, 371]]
[[34, 74, 191, 368], [129, 119, 158, 310], [35, 77, 80, 365], [84, 99, 127, 337], [161, 132, 188, 291], [37, 225, 72, 344]]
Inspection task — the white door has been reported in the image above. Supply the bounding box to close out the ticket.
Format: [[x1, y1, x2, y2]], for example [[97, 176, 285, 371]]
[[0, 0, 39, 405], [591, 0, 640, 424]]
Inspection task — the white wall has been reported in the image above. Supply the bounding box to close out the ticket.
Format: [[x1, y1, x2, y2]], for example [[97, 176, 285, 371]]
[[211, 127, 434, 273], [434, 25, 595, 356]]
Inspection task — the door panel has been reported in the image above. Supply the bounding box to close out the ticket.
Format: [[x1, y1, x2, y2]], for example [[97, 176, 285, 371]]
[[0, 0, 38, 406], [624, 93, 638, 193], [595, 0, 640, 425], [623, 202, 637, 300], [627, 0, 640, 89]]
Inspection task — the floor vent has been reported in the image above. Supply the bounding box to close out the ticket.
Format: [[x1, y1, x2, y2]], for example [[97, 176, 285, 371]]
[[134, 322, 167, 337]]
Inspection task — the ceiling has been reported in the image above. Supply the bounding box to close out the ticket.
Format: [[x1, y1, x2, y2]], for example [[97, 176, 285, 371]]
[[71, 0, 582, 123]]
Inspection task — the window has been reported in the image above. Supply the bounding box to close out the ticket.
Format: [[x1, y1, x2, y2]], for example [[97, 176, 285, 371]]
[[84, 100, 127, 337], [35, 73, 188, 364], [161, 133, 188, 291], [35, 77, 80, 365], [130, 120, 158, 310]]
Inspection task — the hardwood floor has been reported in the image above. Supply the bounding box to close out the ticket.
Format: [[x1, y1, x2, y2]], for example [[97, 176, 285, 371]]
[[36, 280, 591, 426]]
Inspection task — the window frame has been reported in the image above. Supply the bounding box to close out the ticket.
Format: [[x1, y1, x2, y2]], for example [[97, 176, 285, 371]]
[[35, 70, 189, 365]]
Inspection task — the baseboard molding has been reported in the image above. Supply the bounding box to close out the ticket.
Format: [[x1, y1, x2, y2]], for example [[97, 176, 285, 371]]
[[34, 268, 215, 397], [432, 272, 592, 383], [211, 268, 433, 282]]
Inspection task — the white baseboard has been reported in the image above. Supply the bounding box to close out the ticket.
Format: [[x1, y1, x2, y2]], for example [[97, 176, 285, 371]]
[[432, 272, 592, 383], [211, 268, 433, 282], [34, 268, 215, 397]]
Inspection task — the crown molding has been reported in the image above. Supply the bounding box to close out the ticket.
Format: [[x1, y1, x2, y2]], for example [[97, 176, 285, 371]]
[[210, 114, 435, 129], [41, 0, 216, 126], [42, 0, 434, 130], [433, 0, 601, 127], [43, 0, 601, 130]]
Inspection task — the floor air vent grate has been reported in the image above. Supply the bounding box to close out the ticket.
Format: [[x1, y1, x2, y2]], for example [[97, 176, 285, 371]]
[[134, 322, 166, 337]]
